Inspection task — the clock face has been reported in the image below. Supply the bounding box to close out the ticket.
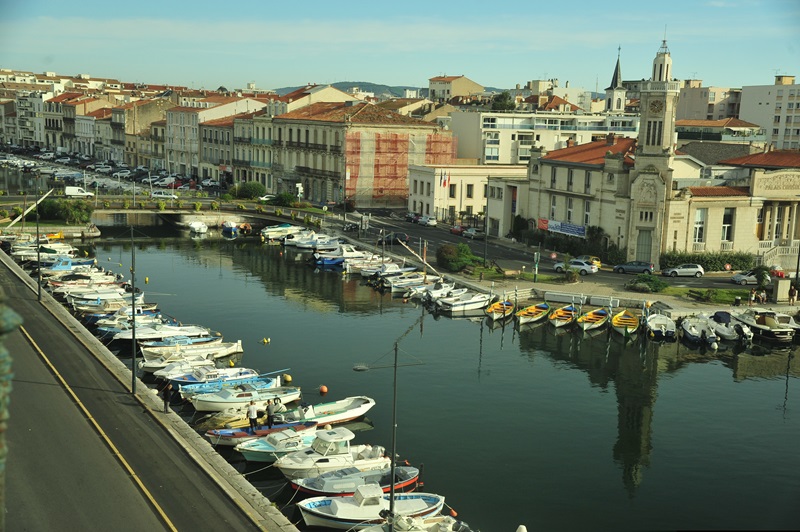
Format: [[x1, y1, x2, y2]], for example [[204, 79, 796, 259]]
[[649, 100, 664, 114]]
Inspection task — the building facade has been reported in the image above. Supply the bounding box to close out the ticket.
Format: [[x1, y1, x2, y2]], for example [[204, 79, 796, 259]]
[[740, 75, 800, 150]]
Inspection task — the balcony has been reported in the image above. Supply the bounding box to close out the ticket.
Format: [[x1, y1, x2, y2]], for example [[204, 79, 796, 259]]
[[111, 139, 124, 146], [45, 124, 61, 131], [233, 136, 250, 144], [232, 159, 250, 167], [329, 145, 342, 154], [692, 242, 706, 252], [720, 241, 734, 251], [63, 132, 75, 139], [111, 122, 124, 130], [251, 160, 272, 169], [151, 135, 165, 142], [251, 138, 273, 145], [295, 166, 340, 180]]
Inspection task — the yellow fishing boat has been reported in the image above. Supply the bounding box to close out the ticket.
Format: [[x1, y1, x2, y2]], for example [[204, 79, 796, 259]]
[[577, 307, 609, 331], [611, 309, 640, 336], [515, 302, 551, 325]]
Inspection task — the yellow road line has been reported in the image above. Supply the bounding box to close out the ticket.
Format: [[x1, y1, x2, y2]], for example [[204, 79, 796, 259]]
[[19, 325, 178, 532]]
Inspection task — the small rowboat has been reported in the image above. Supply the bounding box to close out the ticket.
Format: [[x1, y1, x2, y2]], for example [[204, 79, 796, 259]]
[[577, 307, 609, 331], [612, 309, 640, 337], [485, 300, 514, 321], [549, 304, 579, 328], [515, 302, 550, 325]]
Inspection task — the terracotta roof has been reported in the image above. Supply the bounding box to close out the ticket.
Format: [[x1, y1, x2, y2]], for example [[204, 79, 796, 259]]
[[203, 111, 256, 127], [429, 76, 462, 82], [48, 92, 84, 103], [687, 186, 751, 197], [276, 102, 437, 127], [542, 95, 580, 112], [542, 136, 636, 167], [676, 118, 761, 129], [375, 98, 424, 111], [117, 100, 149, 110], [168, 106, 204, 113], [86, 108, 112, 119], [719, 150, 800, 169], [151, 119, 166, 126]]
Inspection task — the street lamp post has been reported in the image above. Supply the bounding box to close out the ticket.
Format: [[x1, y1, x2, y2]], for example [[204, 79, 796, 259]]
[[483, 176, 490, 267]]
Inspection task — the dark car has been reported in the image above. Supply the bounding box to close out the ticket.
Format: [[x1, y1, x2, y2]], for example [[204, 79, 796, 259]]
[[450, 225, 467, 236], [377, 232, 410, 245], [404, 212, 420, 223], [613, 260, 655, 274]]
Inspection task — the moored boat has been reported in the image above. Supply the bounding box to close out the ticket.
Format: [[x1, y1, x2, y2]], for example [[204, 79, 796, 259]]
[[549, 304, 579, 328], [515, 302, 550, 325], [611, 309, 640, 336], [296, 484, 445, 530], [139, 339, 243, 362], [290, 464, 421, 497], [702, 311, 753, 342], [204, 419, 316, 447], [680, 316, 720, 349], [645, 313, 677, 341], [190, 384, 302, 412], [234, 425, 320, 462], [435, 292, 492, 313], [731, 307, 794, 343], [188, 221, 208, 233], [576, 307, 609, 331], [485, 300, 514, 321]]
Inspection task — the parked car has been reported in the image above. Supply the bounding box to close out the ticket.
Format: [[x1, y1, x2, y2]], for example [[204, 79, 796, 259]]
[[141, 175, 160, 184], [134, 165, 148, 172], [95, 165, 113, 174], [731, 270, 770, 285], [54, 157, 71, 164], [112, 169, 131, 179], [661, 263, 705, 278], [151, 190, 177, 200], [613, 260, 655, 274], [450, 225, 467, 236], [258, 194, 276, 202], [201, 178, 219, 187], [463, 228, 486, 240], [553, 259, 598, 276], [418, 216, 437, 227], [377, 232, 410, 245], [405, 212, 419, 222], [575, 255, 601, 267], [166, 181, 183, 189]]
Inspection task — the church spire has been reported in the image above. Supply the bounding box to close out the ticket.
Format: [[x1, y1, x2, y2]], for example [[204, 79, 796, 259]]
[[606, 46, 624, 90]]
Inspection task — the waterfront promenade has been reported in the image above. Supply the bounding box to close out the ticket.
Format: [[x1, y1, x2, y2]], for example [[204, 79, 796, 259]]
[[0, 253, 297, 531]]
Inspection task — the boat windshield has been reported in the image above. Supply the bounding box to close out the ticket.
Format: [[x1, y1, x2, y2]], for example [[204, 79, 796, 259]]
[[311, 437, 347, 456]]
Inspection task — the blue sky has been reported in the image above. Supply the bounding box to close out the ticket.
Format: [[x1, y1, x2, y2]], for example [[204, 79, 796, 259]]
[[1, 0, 798, 93]]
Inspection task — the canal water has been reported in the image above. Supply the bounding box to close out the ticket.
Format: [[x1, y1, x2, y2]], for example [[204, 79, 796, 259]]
[[77, 227, 800, 532]]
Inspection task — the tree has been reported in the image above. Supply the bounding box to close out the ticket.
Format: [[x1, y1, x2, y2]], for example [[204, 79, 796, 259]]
[[232, 181, 266, 200], [491, 91, 516, 111]]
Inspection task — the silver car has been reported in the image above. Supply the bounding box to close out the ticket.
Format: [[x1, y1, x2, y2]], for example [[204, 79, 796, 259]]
[[731, 270, 770, 285], [661, 263, 705, 277]]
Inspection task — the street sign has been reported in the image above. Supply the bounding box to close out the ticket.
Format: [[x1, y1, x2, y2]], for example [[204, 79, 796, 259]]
[[724, 263, 731, 271], [534, 252, 540, 263], [550, 252, 557, 259]]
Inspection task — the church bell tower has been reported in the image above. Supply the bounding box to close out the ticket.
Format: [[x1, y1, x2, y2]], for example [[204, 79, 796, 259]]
[[605, 47, 627, 113], [638, 39, 679, 157]]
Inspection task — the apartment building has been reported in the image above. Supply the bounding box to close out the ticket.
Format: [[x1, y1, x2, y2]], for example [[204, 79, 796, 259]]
[[43, 92, 84, 149], [111, 99, 176, 167], [740, 75, 800, 150], [270, 101, 455, 208], [15, 91, 53, 148], [408, 164, 528, 237], [449, 110, 639, 165], [428, 75, 483, 103], [676, 80, 741, 121], [75, 108, 112, 158], [62, 96, 113, 155]]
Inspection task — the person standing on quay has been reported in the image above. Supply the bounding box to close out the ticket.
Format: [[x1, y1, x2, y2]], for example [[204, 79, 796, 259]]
[[247, 400, 259, 433], [161, 383, 172, 414], [790, 284, 797, 306], [267, 399, 276, 429]]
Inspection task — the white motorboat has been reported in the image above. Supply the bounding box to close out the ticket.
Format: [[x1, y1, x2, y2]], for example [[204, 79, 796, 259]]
[[112, 323, 214, 342], [291, 465, 421, 497], [360, 262, 416, 278], [261, 223, 303, 241], [645, 313, 677, 341], [702, 311, 753, 342], [234, 426, 321, 462], [139, 339, 243, 362], [680, 316, 720, 349], [274, 427, 391, 480], [732, 307, 795, 343], [142, 354, 217, 375], [405, 281, 454, 300], [188, 221, 208, 233], [168, 365, 260, 387], [362, 513, 476, 532], [297, 484, 445, 530], [283, 229, 316, 246], [435, 291, 492, 313], [190, 384, 302, 412]]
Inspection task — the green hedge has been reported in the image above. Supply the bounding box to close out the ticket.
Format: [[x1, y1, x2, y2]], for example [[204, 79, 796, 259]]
[[436, 243, 478, 272], [659, 251, 755, 272]]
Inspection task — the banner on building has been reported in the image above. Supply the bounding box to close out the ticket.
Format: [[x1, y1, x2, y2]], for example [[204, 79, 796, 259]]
[[538, 218, 585, 238]]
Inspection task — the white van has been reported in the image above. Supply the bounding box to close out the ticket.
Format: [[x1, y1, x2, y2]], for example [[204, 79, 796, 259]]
[[65, 186, 94, 198]]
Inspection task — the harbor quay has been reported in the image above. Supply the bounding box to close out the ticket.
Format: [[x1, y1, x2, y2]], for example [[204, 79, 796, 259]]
[[0, 251, 297, 531]]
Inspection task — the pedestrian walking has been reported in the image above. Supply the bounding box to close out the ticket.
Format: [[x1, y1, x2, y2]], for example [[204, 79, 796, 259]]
[[790, 284, 797, 306], [247, 400, 259, 433], [267, 399, 276, 429], [749, 288, 756, 307], [161, 383, 172, 414]]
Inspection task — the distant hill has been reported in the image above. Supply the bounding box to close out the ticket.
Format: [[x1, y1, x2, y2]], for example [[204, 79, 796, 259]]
[[274, 81, 507, 98]]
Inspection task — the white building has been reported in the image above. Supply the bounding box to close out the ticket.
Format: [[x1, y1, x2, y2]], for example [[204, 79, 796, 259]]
[[740, 75, 800, 150]]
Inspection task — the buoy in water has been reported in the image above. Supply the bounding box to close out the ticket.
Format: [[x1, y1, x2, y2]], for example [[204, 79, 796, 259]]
[[145, 276, 149, 284], [283, 373, 292, 383], [319, 385, 328, 394], [261, 337, 270, 344], [229, 359, 235, 367]]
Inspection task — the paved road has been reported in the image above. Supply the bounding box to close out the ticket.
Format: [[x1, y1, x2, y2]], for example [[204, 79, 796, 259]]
[[1, 261, 271, 530]]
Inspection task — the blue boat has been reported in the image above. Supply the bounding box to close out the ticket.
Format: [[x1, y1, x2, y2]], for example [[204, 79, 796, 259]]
[[177, 370, 286, 399]]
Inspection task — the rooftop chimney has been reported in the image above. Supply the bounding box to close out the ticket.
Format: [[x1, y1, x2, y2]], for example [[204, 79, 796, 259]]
[[566, 138, 575, 148]]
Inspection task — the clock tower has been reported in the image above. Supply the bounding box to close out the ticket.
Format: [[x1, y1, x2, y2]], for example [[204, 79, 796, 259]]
[[637, 39, 679, 157], [626, 39, 681, 264]]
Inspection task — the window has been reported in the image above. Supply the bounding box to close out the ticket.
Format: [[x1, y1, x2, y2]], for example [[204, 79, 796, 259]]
[[550, 167, 557, 188], [639, 211, 654, 222], [485, 147, 499, 161], [449, 184, 456, 198], [550, 196, 557, 219], [426, 182, 431, 196], [584, 171, 591, 194], [567, 169, 574, 191], [466, 184, 474, 198], [413, 180, 418, 194], [693, 208, 707, 243], [566, 198, 573, 222], [485, 132, 499, 145], [646, 120, 663, 146], [721, 208, 734, 241], [584, 200, 591, 226], [483, 117, 497, 128], [466, 205, 473, 215]]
